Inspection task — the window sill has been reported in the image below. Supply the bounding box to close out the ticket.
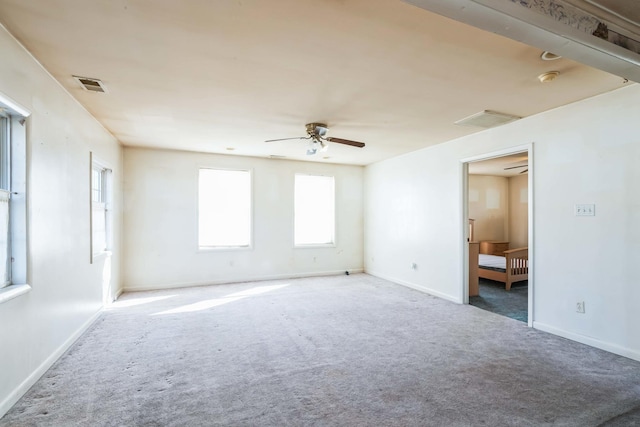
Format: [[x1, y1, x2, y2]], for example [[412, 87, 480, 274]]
[[198, 246, 253, 253], [294, 243, 336, 249], [0, 284, 31, 304]]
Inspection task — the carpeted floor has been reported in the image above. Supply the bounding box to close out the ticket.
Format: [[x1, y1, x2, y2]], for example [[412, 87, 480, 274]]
[[469, 279, 528, 322], [2, 274, 640, 426]]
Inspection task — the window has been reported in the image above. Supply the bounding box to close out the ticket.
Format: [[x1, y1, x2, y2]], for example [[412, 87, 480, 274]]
[[0, 114, 10, 288], [199, 168, 251, 248], [0, 97, 28, 297], [294, 174, 335, 246], [91, 157, 111, 258]]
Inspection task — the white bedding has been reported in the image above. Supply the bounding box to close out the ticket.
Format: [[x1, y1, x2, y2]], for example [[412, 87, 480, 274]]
[[478, 254, 506, 270]]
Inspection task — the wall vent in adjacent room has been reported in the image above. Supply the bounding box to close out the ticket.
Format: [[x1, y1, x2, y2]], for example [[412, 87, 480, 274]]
[[73, 76, 107, 93], [454, 110, 521, 128]]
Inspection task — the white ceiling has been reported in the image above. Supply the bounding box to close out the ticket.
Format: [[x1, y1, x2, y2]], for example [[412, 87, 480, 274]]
[[0, 0, 632, 165]]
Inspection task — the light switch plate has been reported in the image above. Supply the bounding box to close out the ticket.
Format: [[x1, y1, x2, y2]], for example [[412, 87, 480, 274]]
[[575, 204, 595, 216]]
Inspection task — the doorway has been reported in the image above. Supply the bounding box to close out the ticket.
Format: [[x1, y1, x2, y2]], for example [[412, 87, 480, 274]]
[[463, 147, 533, 325]]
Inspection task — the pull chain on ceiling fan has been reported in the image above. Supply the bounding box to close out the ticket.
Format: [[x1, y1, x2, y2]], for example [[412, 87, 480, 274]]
[[265, 123, 366, 155]]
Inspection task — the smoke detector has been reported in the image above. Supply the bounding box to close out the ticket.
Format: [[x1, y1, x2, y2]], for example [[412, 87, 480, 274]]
[[538, 71, 560, 83], [73, 76, 107, 93], [541, 51, 562, 61]]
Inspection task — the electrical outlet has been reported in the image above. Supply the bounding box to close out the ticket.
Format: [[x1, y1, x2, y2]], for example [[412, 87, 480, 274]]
[[576, 301, 585, 313], [411, 262, 417, 270]]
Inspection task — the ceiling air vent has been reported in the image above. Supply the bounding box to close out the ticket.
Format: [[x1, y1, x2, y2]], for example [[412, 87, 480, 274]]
[[73, 76, 107, 93], [454, 110, 521, 128]]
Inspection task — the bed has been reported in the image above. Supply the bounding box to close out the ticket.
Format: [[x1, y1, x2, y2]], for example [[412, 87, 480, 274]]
[[478, 247, 528, 291]]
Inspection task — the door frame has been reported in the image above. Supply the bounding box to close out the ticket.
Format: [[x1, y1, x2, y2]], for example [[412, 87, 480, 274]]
[[460, 143, 534, 327]]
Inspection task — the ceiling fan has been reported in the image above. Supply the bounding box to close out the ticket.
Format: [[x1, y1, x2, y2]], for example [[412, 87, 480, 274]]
[[504, 164, 528, 174], [265, 123, 366, 155]]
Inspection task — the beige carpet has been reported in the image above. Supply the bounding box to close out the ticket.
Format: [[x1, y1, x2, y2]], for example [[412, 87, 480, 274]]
[[2, 274, 639, 426]]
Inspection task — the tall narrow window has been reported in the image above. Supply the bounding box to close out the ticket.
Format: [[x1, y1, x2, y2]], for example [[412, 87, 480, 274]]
[[294, 174, 335, 246], [91, 160, 111, 257], [0, 97, 28, 294], [199, 168, 251, 248], [0, 115, 10, 288]]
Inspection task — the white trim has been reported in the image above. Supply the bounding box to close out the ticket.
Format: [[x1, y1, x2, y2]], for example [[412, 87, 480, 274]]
[[113, 287, 124, 301], [89, 152, 93, 264], [0, 92, 30, 118], [123, 268, 364, 293], [527, 144, 535, 328], [0, 283, 30, 304], [460, 143, 534, 326], [366, 269, 460, 304], [197, 246, 253, 253], [460, 161, 469, 304], [293, 243, 337, 249], [459, 144, 531, 164], [0, 309, 102, 418], [533, 321, 640, 362]]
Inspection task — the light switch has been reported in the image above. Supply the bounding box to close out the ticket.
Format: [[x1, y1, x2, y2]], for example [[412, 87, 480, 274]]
[[575, 204, 595, 216]]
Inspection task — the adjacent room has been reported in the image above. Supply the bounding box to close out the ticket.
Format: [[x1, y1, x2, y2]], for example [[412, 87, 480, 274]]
[[468, 153, 530, 322], [1, 0, 639, 424]]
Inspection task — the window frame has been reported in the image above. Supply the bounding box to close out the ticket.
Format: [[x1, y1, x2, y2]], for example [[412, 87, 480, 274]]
[[0, 113, 10, 289], [197, 167, 253, 251], [90, 154, 112, 261], [0, 93, 30, 303], [293, 173, 336, 248]]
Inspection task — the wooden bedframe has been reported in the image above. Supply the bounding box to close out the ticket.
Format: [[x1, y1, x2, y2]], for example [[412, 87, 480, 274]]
[[478, 247, 528, 291]]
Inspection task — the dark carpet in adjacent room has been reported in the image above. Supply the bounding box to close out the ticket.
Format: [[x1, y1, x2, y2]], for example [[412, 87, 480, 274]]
[[470, 278, 528, 322], [2, 274, 639, 426]]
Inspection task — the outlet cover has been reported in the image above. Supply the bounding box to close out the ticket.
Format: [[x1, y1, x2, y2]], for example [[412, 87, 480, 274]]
[[576, 301, 585, 313], [575, 204, 595, 216]]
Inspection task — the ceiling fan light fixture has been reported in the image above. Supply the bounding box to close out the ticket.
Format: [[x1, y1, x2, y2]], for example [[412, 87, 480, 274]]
[[306, 139, 318, 155], [265, 122, 366, 155]]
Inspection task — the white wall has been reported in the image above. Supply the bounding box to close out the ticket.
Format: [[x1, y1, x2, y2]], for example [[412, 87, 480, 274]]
[[123, 148, 363, 290], [468, 175, 509, 242], [0, 26, 122, 416], [365, 84, 640, 361]]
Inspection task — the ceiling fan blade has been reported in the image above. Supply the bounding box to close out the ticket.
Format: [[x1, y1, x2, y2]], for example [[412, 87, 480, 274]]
[[265, 136, 309, 143], [325, 137, 365, 148], [504, 164, 528, 170], [519, 169, 528, 174]]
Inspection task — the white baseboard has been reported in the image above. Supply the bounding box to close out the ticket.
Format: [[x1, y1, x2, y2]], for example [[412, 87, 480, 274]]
[[365, 269, 461, 304], [123, 268, 365, 293], [0, 309, 103, 418], [113, 287, 124, 301], [533, 321, 640, 362]]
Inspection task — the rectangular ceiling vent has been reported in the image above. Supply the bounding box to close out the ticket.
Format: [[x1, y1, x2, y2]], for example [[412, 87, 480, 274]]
[[454, 110, 521, 128], [73, 76, 107, 93]]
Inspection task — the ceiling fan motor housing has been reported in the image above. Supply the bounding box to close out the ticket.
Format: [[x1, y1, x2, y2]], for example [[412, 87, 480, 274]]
[[306, 122, 328, 137]]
